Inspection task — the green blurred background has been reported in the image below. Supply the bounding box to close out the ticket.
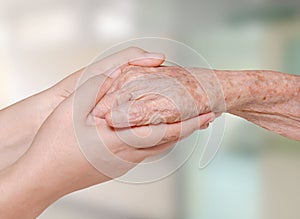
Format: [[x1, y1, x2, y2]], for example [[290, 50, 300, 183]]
[[0, 0, 300, 218]]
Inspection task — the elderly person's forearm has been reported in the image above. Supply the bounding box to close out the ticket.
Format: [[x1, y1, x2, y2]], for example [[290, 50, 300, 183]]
[[215, 69, 300, 140]]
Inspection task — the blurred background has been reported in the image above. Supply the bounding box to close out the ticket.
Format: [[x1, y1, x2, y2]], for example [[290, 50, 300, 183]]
[[1, 0, 300, 218]]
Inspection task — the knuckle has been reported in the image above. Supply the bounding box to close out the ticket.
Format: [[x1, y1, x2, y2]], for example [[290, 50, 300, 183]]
[[130, 100, 144, 114], [129, 101, 147, 123], [149, 112, 162, 125]]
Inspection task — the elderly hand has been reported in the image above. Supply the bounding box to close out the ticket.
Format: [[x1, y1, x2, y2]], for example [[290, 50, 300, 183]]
[[93, 66, 223, 128]]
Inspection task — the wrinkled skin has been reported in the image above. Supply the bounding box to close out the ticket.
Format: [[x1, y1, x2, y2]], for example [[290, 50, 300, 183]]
[[94, 66, 213, 127]]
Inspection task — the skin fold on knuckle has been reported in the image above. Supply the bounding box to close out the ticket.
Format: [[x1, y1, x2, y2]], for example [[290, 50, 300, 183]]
[[129, 98, 177, 126], [152, 97, 182, 124], [159, 100, 181, 124], [128, 101, 149, 126]]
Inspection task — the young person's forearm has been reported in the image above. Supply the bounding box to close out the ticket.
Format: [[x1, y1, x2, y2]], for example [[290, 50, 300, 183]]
[[215, 70, 300, 140], [0, 163, 63, 219], [0, 91, 56, 169], [0, 140, 107, 219]]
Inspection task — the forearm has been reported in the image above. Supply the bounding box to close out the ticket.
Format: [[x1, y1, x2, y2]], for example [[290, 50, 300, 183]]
[[0, 139, 107, 218], [0, 165, 49, 219], [0, 70, 81, 170], [0, 92, 55, 170], [214, 69, 300, 140], [0, 163, 66, 219]]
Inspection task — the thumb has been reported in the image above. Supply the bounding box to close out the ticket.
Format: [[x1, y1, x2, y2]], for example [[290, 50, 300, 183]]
[[72, 71, 117, 118], [128, 52, 165, 67], [54, 49, 165, 96]]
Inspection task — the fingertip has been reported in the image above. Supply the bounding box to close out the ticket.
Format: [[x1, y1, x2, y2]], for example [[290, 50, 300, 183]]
[[129, 52, 165, 67], [202, 112, 215, 122], [208, 112, 216, 122], [199, 123, 210, 130], [197, 112, 215, 130]]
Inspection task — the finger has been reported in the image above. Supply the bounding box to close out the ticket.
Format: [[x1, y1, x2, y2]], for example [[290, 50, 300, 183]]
[[105, 98, 180, 128], [113, 112, 215, 148], [92, 91, 133, 119], [128, 52, 165, 67], [92, 82, 149, 119], [132, 140, 177, 162], [54, 47, 165, 95], [85, 48, 165, 80], [153, 112, 215, 144], [73, 73, 117, 117], [106, 66, 160, 94], [142, 140, 176, 156]]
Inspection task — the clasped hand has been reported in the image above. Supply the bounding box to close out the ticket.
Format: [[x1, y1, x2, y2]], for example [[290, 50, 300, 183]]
[[0, 47, 214, 219]]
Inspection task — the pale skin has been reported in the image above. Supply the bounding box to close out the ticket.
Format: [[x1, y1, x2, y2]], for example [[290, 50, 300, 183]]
[[0, 47, 167, 171], [1, 47, 298, 219], [96, 66, 300, 141], [0, 48, 213, 218]]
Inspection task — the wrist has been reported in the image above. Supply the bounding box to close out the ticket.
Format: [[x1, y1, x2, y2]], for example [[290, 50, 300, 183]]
[[189, 68, 244, 113], [214, 69, 253, 112]]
